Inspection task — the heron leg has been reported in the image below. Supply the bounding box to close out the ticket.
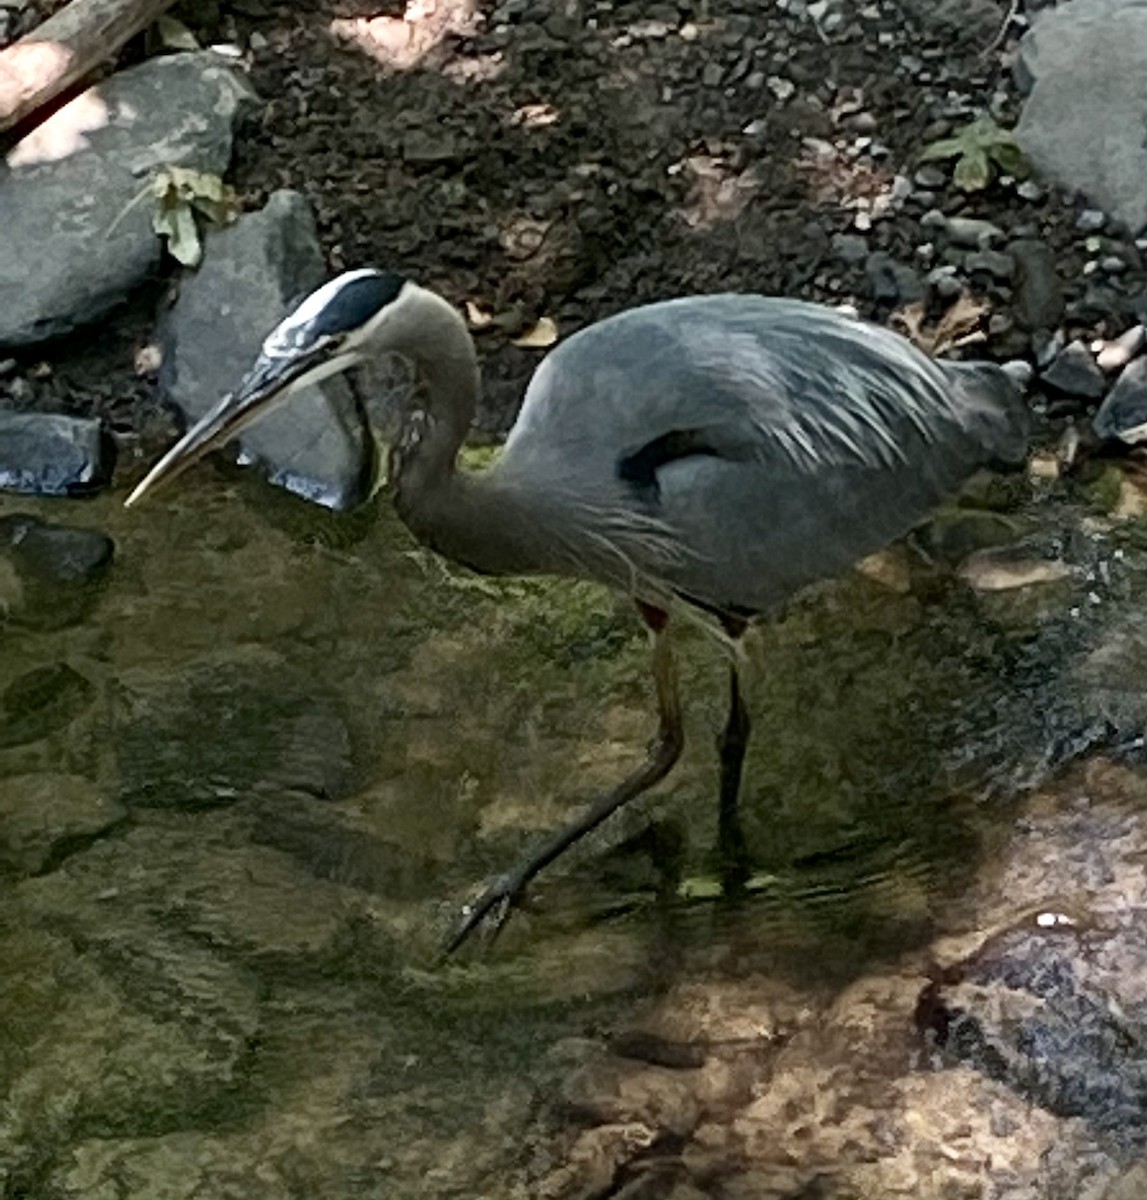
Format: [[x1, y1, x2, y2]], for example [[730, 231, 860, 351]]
[[445, 601, 684, 955], [717, 621, 752, 894]]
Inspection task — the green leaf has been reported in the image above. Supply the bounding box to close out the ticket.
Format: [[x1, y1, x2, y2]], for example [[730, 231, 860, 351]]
[[987, 140, 1028, 177], [919, 137, 966, 162], [953, 146, 991, 191], [154, 203, 203, 267]]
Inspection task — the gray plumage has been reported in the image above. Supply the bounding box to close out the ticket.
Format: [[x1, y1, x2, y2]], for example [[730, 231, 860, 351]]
[[125, 272, 1031, 950], [490, 295, 1027, 618]]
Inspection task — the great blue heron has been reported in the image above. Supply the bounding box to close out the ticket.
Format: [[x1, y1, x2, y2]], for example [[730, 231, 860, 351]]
[[126, 269, 1030, 951]]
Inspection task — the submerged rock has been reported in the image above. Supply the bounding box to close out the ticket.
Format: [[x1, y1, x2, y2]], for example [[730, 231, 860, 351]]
[[0, 413, 114, 497], [0, 774, 125, 877], [156, 190, 376, 511], [0, 514, 114, 629], [116, 651, 356, 810], [0, 53, 256, 346]]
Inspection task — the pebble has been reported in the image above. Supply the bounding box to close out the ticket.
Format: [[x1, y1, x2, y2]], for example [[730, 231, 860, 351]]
[[1031, 329, 1065, 369], [1016, 180, 1044, 202], [913, 166, 947, 189], [1076, 209, 1107, 232], [1100, 255, 1127, 274], [944, 216, 1005, 248], [864, 252, 923, 303], [831, 233, 868, 264], [701, 62, 723, 87], [767, 76, 796, 101], [1041, 339, 1106, 400], [248, 30, 268, 50], [1096, 325, 1146, 372], [926, 265, 963, 300], [964, 249, 1015, 281], [0, 359, 16, 380], [1009, 239, 1064, 330]]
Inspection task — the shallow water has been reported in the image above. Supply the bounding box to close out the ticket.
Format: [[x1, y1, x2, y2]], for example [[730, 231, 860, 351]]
[[1, 460, 1144, 1197]]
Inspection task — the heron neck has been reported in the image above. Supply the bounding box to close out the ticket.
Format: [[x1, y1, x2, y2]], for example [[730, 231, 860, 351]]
[[387, 286, 558, 577]]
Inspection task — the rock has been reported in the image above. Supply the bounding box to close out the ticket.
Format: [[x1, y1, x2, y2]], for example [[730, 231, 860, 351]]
[[1016, 180, 1044, 202], [0, 664, 95, 749], [1041, 339, 1105, 400], [0, 514, 113, 584], [964, 249, 1015, 281], [830, 232, 868, 263], [0, 921, 260, 1161], [1094, 357, 1147, 442], [1009, 239, 1064, 329], [958, 546, 1071, 592], [1096, 325, 1146, 372], [157, 190, 375, 511], [0, 774, 125, 876], [1032, 328, 1065, 368], [1077, 208, 1109, 234], [0, 412, 114, 497], [1016, 0, 1147, 233], [0, 53, 257, 347], [925, 265, 963, 300], [863, 251, 923, 303], [116, 651, 355, 810], [937, 214, 1005, 248], [0, 514, 114, 629], [912, 165, 946, 189], [922, 788, 1147, 1155]]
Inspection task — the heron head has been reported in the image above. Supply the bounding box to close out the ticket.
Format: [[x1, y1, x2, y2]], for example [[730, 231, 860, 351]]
[[124, 268, 407, 507]]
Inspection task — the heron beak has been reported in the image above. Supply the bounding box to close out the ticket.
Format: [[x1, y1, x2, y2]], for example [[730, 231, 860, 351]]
[[124, 344, 333, 509]]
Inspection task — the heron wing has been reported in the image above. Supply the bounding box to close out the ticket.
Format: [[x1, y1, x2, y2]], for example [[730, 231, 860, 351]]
[[499, 295, 1027, 613]]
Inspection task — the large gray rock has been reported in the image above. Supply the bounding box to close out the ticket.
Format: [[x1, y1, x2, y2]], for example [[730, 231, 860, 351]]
[[1015, 0, 1147, 234], [0, 412, 114, 496], [0, 52, 255, 347], [158, 190, 375, 511]]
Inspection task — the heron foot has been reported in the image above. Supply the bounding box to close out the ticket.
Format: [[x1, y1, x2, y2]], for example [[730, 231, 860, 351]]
[[444, 871, 527, 955]]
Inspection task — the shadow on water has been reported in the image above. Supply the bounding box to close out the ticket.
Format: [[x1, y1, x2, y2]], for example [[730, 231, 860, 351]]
[[1, 460, 1145, 1195]]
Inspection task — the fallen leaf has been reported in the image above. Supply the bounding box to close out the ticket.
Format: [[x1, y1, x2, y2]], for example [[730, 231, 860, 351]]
[[511, 317, 559, 348], [465, 300, 494, 329], [154, 14, 200, 50]]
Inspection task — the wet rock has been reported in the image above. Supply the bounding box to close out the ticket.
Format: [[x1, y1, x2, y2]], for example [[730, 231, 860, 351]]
[[1093, 357, 1147, 443], [1096, 325, 1146, 372], [864, 252, 923, 303], [1040, 339, 1106, 400], [249, 794, 439, 901], [0, 413, 114, 497], [1009, 239, 1064, 329], [0, 53, 256, 347], [0, 774, 125, 877], [0, 664, 95, 749], [958, 546, 1071, 592], [1016, 0, 1147, 234], [0, 514, 114, 629], [924, 919, 1147, 1146], [0, 514, 113, 584], [116, 651, 355, 809], [560, 1046, 702, 1139], [157, 190, 375, 511], [0, 921, 259, 1165]]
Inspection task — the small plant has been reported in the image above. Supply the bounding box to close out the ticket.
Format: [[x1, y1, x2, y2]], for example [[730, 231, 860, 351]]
[[919, 117, 1027, 192], [108, 167, 240, 267]]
